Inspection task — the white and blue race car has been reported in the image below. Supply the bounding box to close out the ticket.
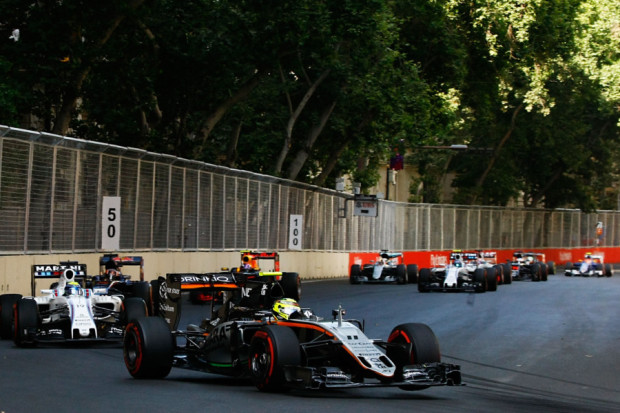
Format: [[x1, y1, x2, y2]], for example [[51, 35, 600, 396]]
[[8, 262, 146, 346], [564, 253, 613, 277], [417, 251, 498, 293]]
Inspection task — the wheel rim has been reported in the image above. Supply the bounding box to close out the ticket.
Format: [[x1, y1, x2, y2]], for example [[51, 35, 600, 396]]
[[124, 324, 143, 373], [251, 341, 273, 380]]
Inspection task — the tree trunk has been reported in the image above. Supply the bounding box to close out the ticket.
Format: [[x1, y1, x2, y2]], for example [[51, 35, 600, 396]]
[[313, 114, 374, 187], [196, 69, 265, 157], [52, 70, 90, 135], [51, 0, 147, 135], [313, 136, 352, 188], [225, 121, 243, 167], [273, 69, 331, 175], [528, 166, 564, 207], [470, 103, 523, 203], [286, 100, 336, 180]]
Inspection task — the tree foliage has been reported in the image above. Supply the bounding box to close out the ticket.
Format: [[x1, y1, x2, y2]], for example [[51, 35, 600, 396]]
[[0, 0, 618, 211]]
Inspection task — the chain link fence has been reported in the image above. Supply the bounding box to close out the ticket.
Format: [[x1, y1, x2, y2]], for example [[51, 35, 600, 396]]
[[1, 125, 618, 254]]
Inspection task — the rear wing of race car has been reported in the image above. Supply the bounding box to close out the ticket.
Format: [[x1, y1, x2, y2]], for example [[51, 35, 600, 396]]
[[156, 271, 285, 330], [155, 272, 245, 330], [99, 254, 144, 281], [461, 250, 497, 264], [534, 253, 546, 262], [31, 261, 88, 296], [379, 251, 403, 259], [449, 251, 478, 262], [240, 250, 280, 271]]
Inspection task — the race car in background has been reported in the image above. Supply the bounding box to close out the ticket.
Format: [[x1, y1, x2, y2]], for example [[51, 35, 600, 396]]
[[464, 250, 511, 285], [188, 250, 300, 304], [123, 272, 461, 392], [510, 251, 555, 281], [349, 250, 418, 284], [417, 251, 498, 293], [6, 263, 147, 346], [564, 253, 613, 277], [89, 254, 154, 314], [0, 261, 87, 340]]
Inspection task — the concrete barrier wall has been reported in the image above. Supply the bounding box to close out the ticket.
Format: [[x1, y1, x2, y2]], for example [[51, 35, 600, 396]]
[[0, 251, 350, 296]]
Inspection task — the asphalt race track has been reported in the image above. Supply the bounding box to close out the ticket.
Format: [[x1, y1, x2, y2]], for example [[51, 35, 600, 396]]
[[1, 273, 619, 412]]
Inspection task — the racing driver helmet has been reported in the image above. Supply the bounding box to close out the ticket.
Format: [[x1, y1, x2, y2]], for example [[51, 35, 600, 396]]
[[272, 298, 302, 320], [65, 281, 81, 296]]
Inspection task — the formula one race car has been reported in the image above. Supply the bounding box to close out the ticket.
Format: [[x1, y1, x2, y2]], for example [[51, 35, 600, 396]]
[[188, 251, 300, 305], [510, 251, 555, 281], [564, 253, 613, 277], [6, 262, 147, 346], [89, 255, 154, 314], [123, 273, 461, 392], [350, 251, 418, 284], [417, 251, 498, 293], [470, 250, 512, 285]]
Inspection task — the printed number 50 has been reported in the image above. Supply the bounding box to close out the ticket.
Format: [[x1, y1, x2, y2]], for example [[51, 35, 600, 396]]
[[107, 207, 117, 237]]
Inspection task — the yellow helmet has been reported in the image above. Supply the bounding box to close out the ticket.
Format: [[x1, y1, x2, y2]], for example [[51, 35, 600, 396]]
[[272, 298, 301, 320], [65, 281, 81, 296]]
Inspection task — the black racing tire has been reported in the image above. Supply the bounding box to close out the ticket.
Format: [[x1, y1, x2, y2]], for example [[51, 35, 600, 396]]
[[418, 268, 431, 292], [407, 264, 418, 284], [122, 297, 148, 325], [388, 323, 441, 391], [564, 262, 573, 276], [502, 264, 512, 284], [13, 298, 39, 347], [396, 264, 407, 284], [350, 264, 361, 285], [124, 317, 174, 379], [531, 264, 540, 281], [280, 273, 301, 301], [605, 263, 613, 277], [486, 267, 498, 292], [130, 282, 153, 315], [540, 263, 548, 281], [547, 261, 555, 275], [493, 265, 504, 285], [0, 294, 22, 340], [249, 325, 301, 392], [473, 268, 486, 292]]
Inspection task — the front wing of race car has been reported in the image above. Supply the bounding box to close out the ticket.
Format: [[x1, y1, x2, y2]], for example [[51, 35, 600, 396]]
[[564, 267, 603, 277], [358, 266, 400, 283], [282, 362, 461, 390], [418, 267, 485, 292], [274, 317, 462, 390]]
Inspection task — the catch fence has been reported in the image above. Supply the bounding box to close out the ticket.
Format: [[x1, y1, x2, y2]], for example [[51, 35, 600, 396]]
[[0, 125, 617, 254]]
